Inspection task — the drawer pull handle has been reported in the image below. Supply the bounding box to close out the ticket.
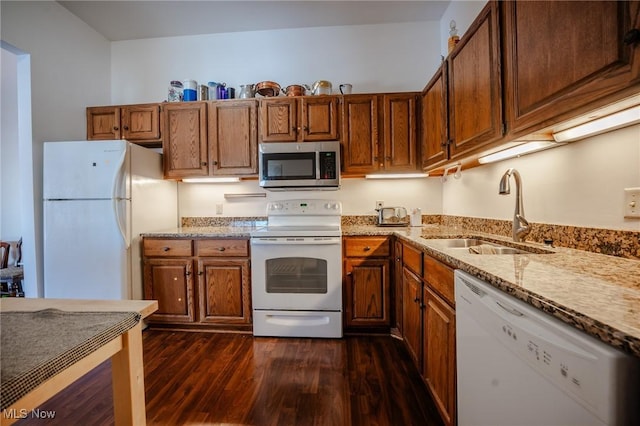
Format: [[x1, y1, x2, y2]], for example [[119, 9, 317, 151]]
[[163, 247, 170, 252]]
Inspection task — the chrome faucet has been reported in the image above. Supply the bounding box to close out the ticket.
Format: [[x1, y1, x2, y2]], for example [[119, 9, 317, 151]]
[[499, 168, 531, 242]]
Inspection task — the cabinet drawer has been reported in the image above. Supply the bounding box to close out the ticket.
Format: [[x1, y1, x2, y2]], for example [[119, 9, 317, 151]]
[[402, 243, 423, 275], [344, 237, 391, 257], [196, 239, 249, 257], [143, 239, 193, 257], [423, 255, 455, 305]]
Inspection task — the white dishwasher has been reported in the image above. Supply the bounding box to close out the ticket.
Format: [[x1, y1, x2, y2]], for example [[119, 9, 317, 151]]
[[455, 270, 640, 426]]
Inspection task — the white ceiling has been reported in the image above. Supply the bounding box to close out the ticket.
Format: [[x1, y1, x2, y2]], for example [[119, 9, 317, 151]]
[[58, 0, 451, 41]]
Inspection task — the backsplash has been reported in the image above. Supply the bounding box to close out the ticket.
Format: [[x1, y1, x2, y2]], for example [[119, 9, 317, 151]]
[[181, 215, 639, 260]]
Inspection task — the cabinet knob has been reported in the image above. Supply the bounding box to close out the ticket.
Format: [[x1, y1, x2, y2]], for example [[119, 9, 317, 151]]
[[123, 125, 129, 131], [218, 247, 226, 251], [303, 126, 309, 131], [414, 297, 420, 303], [292, 126, 297, 131], [213, 160, 218, 165], [623, 28, 640, 45], [198, 271, 203, 276], [363, 246, 371, 251], [163, 247, 170, 252], [185, 271, 191, 276], [201, 162, 207, 166], [113, 126, 119, 131]]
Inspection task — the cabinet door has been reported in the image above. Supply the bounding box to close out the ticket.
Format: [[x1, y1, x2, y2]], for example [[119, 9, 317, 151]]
[[121, 104, 160, 141], [143, 258, 195, 323], [448, 1, 503, 159], [208, 100, 258, 175], [341, 95, 380, 175], [503, 0, 640, 136], [344, 257, 391, 328], [382, 93, 417, 171], [198, 258, 251, 324], [423, 286, 456, 426], [87, 106, 119, 140], [421, 64, 449, 169], [301, 96, 340, 141], [393, 239, 403, 333], [259, 98, 298, 142], [163, 102, 208, 178], [402, 266, 422, 368]]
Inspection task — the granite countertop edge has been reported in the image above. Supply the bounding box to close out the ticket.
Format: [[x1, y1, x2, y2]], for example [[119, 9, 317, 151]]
[[142, 224, 640, 358]]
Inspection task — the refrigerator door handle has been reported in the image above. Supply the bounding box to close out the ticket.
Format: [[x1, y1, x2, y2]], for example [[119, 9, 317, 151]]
[[112, 147, 129, 248]]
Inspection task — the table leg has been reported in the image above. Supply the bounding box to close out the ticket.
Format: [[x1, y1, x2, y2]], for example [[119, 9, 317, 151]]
[[111, 322, 146, 426]]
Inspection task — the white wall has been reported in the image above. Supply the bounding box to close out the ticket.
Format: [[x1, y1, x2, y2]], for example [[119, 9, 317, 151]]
[[1, 1, 112, 295], [178, 177, 442, 218], [110, 21, 442, 104], [439, 0, 486, 57], [1, 48, 20, 240], [442, 125, 640, 231]]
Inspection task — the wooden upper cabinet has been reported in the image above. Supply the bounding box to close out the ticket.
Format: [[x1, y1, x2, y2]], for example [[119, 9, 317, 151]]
[[259, 98, 298, 142], [341, 94, 380, 175], [502, 0, 640, 136], [448, 0, 503, 160], [421, 63, 449, 169], [121, 104, 161, 140], [208, 100, 258, 175], [259, 96, 339, 142], [382, 93, 418, 171], [301, 96, 340, 141], [87, 103, 161, 146], [162, 102, 208, 178], [87, 106, 120, 140]]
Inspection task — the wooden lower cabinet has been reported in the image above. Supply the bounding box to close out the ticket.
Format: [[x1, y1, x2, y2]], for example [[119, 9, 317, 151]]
[[143, 257, 195, 323], [343, 236, 391, 331], [143, 237, 251, 329], [400, 241, 457, 426], [393, 239, 403, 333], [423, 286, 456, 426], [198, 258, 251, 324], [402, 266, 422, 366]]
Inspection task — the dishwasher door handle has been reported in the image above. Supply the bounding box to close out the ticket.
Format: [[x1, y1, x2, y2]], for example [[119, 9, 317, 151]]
[[495, 300, 525, 317]]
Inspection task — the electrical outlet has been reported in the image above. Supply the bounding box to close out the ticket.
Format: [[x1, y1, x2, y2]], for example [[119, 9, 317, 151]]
[[624, 188, 640, 218], [216, 203, 223, 215], [376, 200, 384, 210]]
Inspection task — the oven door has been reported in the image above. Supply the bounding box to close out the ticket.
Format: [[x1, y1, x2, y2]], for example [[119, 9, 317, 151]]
[[250, 236, 342, 311]]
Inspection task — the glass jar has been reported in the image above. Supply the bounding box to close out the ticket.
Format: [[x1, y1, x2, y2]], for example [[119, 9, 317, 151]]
[[168, 80, 183, 102]]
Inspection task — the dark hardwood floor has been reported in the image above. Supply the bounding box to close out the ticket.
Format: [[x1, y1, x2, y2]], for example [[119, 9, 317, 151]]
[[18, 330, 444, 425]]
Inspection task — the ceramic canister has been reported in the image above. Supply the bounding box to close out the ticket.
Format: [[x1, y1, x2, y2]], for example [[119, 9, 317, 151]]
[[182, 79, 197, 101]]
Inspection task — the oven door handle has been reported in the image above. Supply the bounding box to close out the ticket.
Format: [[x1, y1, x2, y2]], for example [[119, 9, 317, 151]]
[[251, 238, 341, 245]]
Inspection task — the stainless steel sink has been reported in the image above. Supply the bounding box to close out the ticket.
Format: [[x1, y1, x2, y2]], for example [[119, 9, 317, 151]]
[[436, 238, 487, 248], [424, 238, 550, 255]]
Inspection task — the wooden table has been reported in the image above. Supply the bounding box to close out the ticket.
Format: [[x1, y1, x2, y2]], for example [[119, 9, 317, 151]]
[[0, 298, 158, 425]]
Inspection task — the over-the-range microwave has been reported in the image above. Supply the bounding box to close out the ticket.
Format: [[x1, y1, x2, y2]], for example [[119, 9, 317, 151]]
[[258, 141, 340, 190]]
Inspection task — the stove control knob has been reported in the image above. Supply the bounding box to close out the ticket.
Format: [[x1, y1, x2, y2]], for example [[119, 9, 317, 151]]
[[325, 202, 339, 210]]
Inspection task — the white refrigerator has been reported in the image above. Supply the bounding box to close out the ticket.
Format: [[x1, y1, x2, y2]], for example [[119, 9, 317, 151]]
[[43, 140, 178, 300]]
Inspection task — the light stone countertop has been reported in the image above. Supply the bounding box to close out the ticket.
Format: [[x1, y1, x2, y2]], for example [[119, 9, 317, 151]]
[[143, 224, 640, 358]]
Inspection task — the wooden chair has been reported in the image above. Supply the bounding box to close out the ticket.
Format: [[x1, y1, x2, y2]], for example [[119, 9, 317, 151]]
[[1, 238, 24, 297]]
